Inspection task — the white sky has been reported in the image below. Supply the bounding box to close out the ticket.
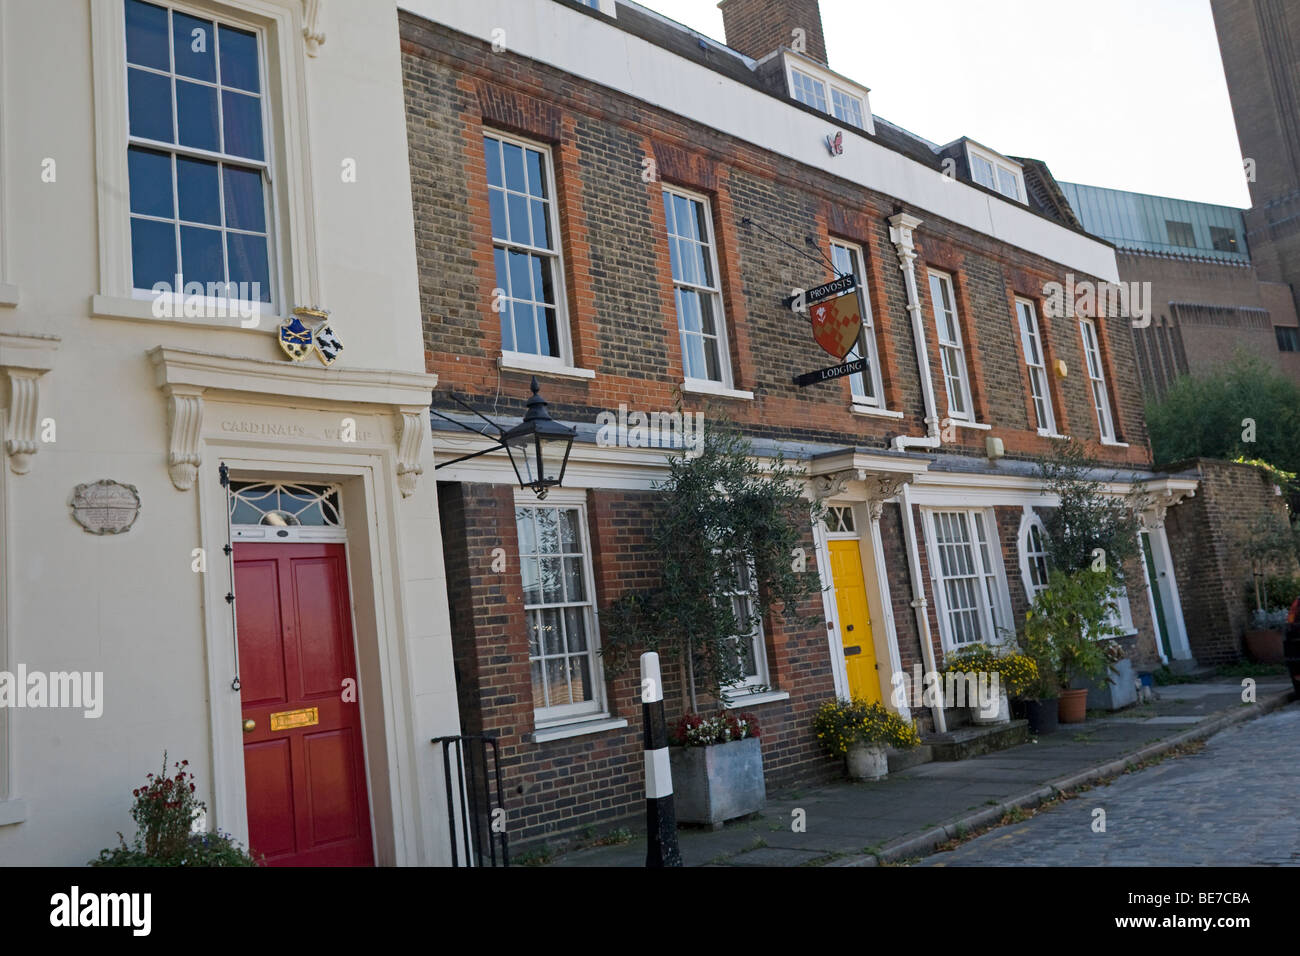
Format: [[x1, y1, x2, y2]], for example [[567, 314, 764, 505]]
[[636, 0, 1251, 209]]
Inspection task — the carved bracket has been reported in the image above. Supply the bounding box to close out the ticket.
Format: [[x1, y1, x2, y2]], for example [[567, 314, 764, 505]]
[[395, 405, 426, 498], [4, 369, 46, 475], [303, 0, 325, 56], [862, 472, 915, 521], [1138, 487, 1196, 531], [810, 468, 861, 502], [164, 385, 205, 491], [0, 332, 59, 475]]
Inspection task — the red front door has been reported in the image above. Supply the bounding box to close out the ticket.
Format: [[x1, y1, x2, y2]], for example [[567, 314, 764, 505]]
[[235, 542, 374, 866]]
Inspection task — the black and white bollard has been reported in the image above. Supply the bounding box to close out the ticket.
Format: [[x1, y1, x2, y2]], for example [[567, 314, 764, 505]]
[[641, 651, 682, 867]]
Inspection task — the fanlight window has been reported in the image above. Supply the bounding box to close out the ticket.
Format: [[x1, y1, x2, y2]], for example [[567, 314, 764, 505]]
[[229, 482, 341, 527]]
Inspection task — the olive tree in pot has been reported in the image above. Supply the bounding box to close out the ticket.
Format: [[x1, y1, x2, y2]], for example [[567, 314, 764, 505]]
[[600, 419, 823, 826], [1025, 567, 1122, 722]]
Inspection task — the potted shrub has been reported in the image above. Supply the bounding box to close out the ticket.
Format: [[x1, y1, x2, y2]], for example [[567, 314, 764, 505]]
[[91, 753, 259, 866], [1242, 518, 1295, 663], [600, 420, 824, 822], [812, 698, 921, 781], [940, 642, 1038, 726], [1016, 625, 1060, 734], [1025, 567, 1121, 723], [668, 712, 764, 828]]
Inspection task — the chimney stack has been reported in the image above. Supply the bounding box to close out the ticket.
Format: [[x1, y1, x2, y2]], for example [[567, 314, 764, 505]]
[[718, 0, 827, 65]]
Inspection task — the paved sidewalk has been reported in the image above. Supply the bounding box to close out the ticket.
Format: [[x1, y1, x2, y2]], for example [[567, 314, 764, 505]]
[[543, 678, 1294, 867]]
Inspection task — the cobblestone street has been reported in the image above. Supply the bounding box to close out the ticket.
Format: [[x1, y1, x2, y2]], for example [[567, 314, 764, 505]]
[[920, 703, 1300, 866]]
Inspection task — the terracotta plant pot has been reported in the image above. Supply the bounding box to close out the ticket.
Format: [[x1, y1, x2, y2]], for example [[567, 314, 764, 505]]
[[1057, 688, 1089, 724], [1243, 628, 1285, 664]]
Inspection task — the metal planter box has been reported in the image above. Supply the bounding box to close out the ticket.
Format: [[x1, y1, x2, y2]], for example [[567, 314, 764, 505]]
[[1074, 657, 1137, 711], [668, 736, 766, 828]]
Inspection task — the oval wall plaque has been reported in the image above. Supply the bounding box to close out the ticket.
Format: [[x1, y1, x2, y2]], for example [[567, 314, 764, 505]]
[[70, 480, 141, 535]]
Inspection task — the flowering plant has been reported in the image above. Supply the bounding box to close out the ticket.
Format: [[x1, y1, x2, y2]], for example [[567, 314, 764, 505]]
[[671, 711, 760, 747], [91, 752, 259, 867], [940, 643, 1039, 698], [812, 698, 921, 758]]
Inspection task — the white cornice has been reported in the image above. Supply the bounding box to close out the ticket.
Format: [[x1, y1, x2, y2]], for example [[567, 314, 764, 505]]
[[401, 0, 1120, 282]]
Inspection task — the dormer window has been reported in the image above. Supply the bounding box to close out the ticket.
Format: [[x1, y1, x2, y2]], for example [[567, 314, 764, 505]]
[[783, 54, 874, 133], [965, 142, 1025, 204], [573, 0, 616, 15]]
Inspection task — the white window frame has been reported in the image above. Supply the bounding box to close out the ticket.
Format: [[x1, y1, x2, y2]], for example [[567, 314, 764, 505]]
[[121, 0, 279, 317], [1079, 317, 1116, 442], [484, 129, 577, 371], [662, 184, 736, 390], [925, 508, 1013, 652], [1016, 297, 1057, 435], [718, 553, 770, 697], [91, 0, 312, 329], [965, 142, 1025, 204], [0, 2, 14, 310], [830, 240, 886, 409], [927, 270, 975, 422], [514, 491, 608, 728], [788, 67, 828, 113], [782, 53, 874, 133], [1017, 509, 1051, 603]]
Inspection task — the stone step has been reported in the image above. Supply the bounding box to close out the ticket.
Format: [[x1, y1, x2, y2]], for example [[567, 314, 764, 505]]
[[924, 719, 1030, 761], [886, 744, 934, 774]]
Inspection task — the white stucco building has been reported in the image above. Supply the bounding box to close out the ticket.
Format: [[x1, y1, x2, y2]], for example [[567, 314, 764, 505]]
[[0, 0, 460, 865]]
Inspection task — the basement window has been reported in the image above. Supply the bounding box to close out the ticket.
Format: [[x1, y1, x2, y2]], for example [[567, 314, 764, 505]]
[[1276, 327, 1299, 352]]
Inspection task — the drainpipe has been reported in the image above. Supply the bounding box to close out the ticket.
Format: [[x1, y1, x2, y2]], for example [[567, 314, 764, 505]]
[[899, 482, 946, 733], [887, 212, 942, 453]]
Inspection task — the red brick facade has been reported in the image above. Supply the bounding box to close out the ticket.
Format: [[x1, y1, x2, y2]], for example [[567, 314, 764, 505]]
[[402, 7, 1165, 848]]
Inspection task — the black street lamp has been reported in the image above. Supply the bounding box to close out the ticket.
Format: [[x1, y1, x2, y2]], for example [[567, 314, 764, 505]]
[[432, 376, 576, 499]]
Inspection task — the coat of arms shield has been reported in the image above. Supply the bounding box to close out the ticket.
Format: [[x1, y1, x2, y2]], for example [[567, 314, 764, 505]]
[[278, 315, 314, 361], [809, 289, 863, 361], [314, 324, 344, 367]]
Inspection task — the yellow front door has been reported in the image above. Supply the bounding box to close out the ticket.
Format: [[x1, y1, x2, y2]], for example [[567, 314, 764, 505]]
[[828, 539, 880, 704]]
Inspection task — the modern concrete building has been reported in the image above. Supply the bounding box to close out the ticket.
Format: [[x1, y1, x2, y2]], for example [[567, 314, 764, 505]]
[[1059, 181, 1300, 399]]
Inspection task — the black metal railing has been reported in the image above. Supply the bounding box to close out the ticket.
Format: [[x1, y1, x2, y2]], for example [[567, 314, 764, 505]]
[[433, 734, 509, 867]]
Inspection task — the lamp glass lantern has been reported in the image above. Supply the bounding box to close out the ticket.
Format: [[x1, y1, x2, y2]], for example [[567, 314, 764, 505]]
[[501, 377, 575, 499]]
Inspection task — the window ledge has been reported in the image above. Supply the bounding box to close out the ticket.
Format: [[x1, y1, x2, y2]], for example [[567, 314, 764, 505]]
[[1100, 438, 1130, 448], [851, 403, 904, 420], [723, 690, 790, 709], [1037, 430, 1069, 440], [0, 283, 19, 308], [91, 294, 278, 333], [528, 716, 628, 743], [499, 353, 595, 380], [949, 419, 991, 431], [683, 379, 754, 401], [0, 798, 27, 827]]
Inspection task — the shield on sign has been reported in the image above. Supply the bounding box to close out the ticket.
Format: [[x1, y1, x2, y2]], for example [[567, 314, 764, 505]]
[[278, 316, 314, 361], [809, 289, 863, 360], [314, 324, 344, 367]]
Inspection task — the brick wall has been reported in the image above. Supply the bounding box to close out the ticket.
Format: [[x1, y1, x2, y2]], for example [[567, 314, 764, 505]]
[[1163, 458, 1299, 664], [719, 0, 828, 64], [438, 480, 839, 847], [399, 14, 1150, 470]]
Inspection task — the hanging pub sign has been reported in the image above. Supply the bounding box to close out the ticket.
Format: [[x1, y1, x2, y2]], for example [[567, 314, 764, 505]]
[[787, 274, 865, 387]]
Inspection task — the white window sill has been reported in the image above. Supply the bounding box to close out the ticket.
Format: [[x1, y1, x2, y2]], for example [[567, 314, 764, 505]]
[[91, 294, 278, 332], [0, 283, 19, 308], [0, 798, 27, 827], [683, 379, 754, 401], [1037, 429, 1069, 440], [723, 689, 790, 709], [528, 716, 628, 743], [1100, 438, 1129, 448], [499, 352, 595, 380], [851, 403, 904, 420], [948, 419, 991, 431]]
